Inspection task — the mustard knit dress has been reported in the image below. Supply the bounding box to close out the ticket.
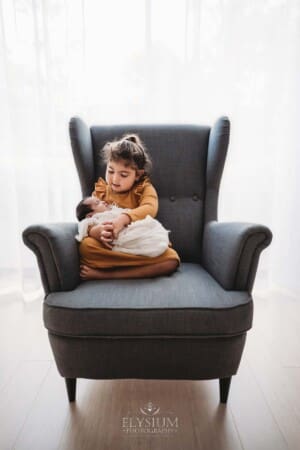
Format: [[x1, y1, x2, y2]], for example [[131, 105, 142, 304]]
[[79, 176, 181, 269]]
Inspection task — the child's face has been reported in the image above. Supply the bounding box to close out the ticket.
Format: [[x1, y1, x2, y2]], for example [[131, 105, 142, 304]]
[[84, 197, 111, 217], [106, 159, 144, 193]]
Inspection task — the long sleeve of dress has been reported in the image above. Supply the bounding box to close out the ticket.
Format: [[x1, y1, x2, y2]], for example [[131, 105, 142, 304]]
[[126, 182, 159, 222]]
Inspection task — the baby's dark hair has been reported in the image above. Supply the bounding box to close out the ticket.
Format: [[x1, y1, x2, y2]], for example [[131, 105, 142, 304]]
[[101, 133, 152, 175], [76, 198, 92, 221]]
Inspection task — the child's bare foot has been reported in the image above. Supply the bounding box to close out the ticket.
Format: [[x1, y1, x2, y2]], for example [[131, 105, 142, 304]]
[[80, 265, 108, 280]]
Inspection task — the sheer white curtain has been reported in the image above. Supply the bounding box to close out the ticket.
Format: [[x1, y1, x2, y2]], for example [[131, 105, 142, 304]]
[[0, 0, 299, 301]]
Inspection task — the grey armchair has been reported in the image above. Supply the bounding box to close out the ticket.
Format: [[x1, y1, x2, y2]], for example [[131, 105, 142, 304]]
[[22, 116, 272, 404]]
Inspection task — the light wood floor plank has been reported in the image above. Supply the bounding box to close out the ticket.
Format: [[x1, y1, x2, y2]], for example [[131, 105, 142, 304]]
[[0, 299, 52, 362], [229, 357, 288, 450], [0, 359, 20, 392], [244, 295, 300, 450], [188, 380, 243, 450], [246, 335, 300, 450], [58, 378, 243, 450], [282, 368, 300, 419], [0, 360, 51, 450], [14, 364, 73, 450], [253, 295, 300, 367]]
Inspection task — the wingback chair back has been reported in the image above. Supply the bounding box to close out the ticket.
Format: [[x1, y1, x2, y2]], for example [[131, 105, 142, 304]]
[[70, 117, 229, 263]]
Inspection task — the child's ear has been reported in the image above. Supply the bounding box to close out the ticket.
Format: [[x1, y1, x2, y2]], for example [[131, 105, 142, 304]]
[[86, 213, 93, 218], [136, 169, 144, 180]]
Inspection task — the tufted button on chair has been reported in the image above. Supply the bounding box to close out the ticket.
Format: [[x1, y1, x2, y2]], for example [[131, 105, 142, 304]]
[[22, 116, 272, 403]]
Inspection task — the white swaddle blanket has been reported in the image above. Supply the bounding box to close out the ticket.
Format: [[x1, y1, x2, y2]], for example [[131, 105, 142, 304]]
[[75, 205, 170, 257]]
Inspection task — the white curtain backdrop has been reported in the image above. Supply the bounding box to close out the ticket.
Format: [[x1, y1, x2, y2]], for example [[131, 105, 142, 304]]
[[0, 0, 299, 301]]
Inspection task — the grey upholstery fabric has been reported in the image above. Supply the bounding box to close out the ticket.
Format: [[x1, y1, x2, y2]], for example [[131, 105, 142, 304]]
[[69, 117, 95, 197], [23, 223, 80, 293], [48, 332, 246, 380], [44, 263, 253, 337], [205, 116, 230, 222], [202, 221, 273, 292]]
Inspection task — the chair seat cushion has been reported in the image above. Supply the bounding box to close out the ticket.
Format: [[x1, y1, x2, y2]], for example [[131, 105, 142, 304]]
[[44, 263, 253, 338]]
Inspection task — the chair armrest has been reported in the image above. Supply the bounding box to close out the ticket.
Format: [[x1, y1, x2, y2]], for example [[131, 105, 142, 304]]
[[201, 221, 273, 292], [22, 223, 80, 295]]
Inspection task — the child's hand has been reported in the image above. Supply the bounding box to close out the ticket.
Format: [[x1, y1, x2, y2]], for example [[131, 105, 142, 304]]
[[110, 214, 131, 239], [88, 223, 114, 249], [101, 222, 114, 248]]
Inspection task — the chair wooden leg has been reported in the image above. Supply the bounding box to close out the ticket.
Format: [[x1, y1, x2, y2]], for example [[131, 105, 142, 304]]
[[219, 377, 231, 403], [65, 378, 76, 402]]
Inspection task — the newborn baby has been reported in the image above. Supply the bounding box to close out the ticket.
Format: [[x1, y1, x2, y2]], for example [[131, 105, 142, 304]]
[[75, 196, 170, 257]]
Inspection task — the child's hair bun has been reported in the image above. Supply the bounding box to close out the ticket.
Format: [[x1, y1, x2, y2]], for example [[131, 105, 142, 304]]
[[123, 134, 141, 145]]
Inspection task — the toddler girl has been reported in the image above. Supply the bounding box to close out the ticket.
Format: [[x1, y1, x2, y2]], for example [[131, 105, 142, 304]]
[[79, 133, 180, 279]]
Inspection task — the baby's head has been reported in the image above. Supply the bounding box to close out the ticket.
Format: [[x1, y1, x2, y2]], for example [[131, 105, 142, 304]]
[[76, 197, 111, 221], [101, 133, 152, 193]]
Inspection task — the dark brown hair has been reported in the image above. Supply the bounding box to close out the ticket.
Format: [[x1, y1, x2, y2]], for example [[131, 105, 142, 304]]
[[101, 133, 152, 175], [76, 198, 92, 221]]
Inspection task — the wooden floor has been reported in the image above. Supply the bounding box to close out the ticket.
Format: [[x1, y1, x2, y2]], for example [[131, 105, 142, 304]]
[[1, 288, 300, 450]]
